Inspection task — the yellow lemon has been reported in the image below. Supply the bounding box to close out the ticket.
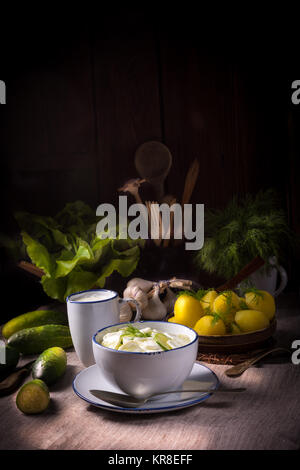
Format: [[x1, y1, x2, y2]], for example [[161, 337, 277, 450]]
[[235, 309, 270, 333], [245, 290, 275, 320], [173, 294, 204, 328], [213, 290, 240, 325], [194, 315, 226, 336], [200, 290, 218, 313]]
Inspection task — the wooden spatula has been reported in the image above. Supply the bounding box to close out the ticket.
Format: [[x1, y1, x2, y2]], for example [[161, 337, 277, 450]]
[[181, 158, 200, 207], [135, 141, 172, 202], [174, 158, 200, 246]]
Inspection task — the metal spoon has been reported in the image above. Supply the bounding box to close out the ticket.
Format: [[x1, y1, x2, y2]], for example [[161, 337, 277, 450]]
[[89, 387, 245, 408]]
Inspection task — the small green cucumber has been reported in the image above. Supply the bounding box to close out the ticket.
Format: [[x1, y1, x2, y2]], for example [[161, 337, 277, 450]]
[[2, 309, 68, 339], [7, 325, 73, 355], [32, 347, 67, 385]]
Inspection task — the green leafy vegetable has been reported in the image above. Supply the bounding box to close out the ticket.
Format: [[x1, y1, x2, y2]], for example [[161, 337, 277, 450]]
[[13, 201, 144, 302], [194, 189, 299, 280]]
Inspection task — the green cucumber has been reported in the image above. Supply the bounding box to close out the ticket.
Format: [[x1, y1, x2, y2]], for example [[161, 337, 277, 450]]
[[7, 325, 73, 355], [0, 345, 20, 380], [32, 347, 67, 385], [2, 309, 68, 339], [16, 379, 50, 414]]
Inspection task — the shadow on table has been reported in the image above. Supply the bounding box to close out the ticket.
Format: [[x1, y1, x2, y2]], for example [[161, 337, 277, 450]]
[[85, 398, 233, 423], [50, 365, 79, 392], [252, 355, 291, 367]]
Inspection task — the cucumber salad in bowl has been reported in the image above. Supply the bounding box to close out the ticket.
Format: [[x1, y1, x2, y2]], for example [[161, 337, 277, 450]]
[[100, 324, 191, 352]]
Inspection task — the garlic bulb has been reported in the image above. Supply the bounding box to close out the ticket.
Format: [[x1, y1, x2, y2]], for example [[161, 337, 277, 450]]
[[162, 287, 177, 314], [122, 276, 191, 321], [119, 302, 133, 323], [127, 277, 154, 293], [141, 285, 167, 320], [123, 284, 149, 310]]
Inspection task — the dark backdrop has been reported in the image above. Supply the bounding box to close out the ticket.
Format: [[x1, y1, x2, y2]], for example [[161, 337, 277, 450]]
[[0, 8, 299, 319]]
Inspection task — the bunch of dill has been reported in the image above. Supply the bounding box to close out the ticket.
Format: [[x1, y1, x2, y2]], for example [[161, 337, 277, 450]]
[[194, 189, 297, 280]]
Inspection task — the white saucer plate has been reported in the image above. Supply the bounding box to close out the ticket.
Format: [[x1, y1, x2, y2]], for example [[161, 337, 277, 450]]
[[72, 362, 219, 414]]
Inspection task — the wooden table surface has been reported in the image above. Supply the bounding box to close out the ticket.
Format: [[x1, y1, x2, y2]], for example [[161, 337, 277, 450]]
[[1, 293, 300, 450]]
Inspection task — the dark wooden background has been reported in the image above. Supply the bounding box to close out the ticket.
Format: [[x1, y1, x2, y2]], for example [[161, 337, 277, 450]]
[[0, 10, 299, 318]]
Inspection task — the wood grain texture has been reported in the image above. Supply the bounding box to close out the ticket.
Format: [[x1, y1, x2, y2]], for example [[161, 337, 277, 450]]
[[93, 36, 162, 205], [0, 293, 299, 450], [0, 35, 290, 215], [159, 40, 287, 209], [0, 32, 99, 217], [0, 31, 297, 289], [160, 41, 238, 208]]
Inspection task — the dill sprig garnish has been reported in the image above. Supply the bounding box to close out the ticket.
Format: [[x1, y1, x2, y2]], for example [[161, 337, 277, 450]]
[[242, 287, 265, 305], [210, 312, 223, 327], [177, 288, 209, 301], [239, 300, 249, 310]]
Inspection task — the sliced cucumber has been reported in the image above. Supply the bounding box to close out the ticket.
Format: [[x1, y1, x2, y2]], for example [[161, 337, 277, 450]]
[[16, 379, 50, 414], [154, 333, 172, 351]]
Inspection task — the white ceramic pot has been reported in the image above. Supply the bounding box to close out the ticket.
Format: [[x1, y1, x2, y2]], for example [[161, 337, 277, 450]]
[[241, 257, 288, 297], [92, 321, 198, 399]]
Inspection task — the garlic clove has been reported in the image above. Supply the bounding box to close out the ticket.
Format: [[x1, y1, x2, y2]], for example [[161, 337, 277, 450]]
[[126, 277, 154, 293], [123, 285, 149, 311], [141, 286, 167, 320], [119, 301, 133, 323], [162, 287, 177, 314]]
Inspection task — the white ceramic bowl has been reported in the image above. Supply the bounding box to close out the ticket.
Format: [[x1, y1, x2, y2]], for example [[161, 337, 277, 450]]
[[92, 321, 199, 399]]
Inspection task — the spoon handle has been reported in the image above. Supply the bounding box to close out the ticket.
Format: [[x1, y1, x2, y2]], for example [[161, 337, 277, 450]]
[[0, 360, 35, 396], [90, 387, 246, 408], [225, 347, 291, 378], [156, 387, 245, 396]]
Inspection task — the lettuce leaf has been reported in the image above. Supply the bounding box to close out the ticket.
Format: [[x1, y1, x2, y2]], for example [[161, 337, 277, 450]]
[[16, 201, 144, 302], [21, 231, 55, 276]]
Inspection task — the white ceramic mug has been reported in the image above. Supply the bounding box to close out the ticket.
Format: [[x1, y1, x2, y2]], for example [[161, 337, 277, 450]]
[[239, 257, 288, 297], [66, 289, 141, 367]]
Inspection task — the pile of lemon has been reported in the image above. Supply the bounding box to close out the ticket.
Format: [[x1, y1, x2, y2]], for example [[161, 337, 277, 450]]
[[168, 288, 275, 335]]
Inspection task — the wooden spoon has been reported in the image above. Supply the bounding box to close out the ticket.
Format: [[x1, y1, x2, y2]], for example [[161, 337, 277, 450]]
[[181, 158, 200, 207], [118, 178, 146, 204], [174, 158, 200, 247], [134, 141, 172, 202], [147, 201, 162, 247], [225, 347, 291, 378], [163, 196, 177, 248]]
